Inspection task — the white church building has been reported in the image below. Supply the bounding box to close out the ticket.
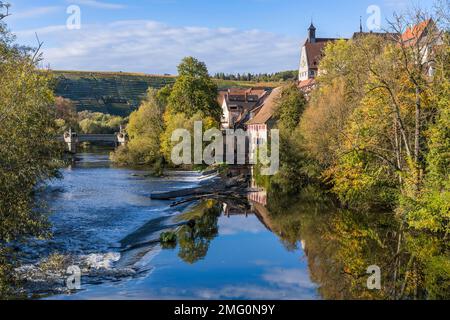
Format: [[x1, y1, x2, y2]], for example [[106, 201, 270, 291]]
[[298, 23, 341, 82]]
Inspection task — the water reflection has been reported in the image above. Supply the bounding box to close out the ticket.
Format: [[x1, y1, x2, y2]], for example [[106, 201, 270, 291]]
[[165, 182, 449, 300], [260, 187, 449, 300], [176, 200, 221, 264]]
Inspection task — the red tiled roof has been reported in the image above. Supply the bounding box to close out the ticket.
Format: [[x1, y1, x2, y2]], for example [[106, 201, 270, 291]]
[[219, 87, 269, 112], [246, 87, 282, 125], [217, 90, 227, 105], [305, 42, 326, 69], [226, 87, 267, 97], [304, 38, 340, 70], [402, 19, 432, 44], [298, 78, 315, 89]]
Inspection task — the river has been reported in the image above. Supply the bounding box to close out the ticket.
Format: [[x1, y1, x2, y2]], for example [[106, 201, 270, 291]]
[[9, 148, 449, 300], [12, 148, 317, 299]]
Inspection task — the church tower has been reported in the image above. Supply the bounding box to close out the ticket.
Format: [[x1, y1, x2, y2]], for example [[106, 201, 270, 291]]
[[299, 22, 341, 83], [308, 23, 316, 43]]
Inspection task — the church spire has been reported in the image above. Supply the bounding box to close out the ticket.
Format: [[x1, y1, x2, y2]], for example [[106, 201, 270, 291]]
[[308, 21, 316, 43]]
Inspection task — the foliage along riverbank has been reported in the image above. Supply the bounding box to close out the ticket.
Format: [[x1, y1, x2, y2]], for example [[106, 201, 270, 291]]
[[54, 96, 127, 135], [252, 6, 450, 298], [259, 7, 449, 232], [0, 6, 64, 298]]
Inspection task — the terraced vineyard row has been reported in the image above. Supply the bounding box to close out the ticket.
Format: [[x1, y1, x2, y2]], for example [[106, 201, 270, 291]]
[[53, 71, 279, 116], [53, 71, 176, 116]]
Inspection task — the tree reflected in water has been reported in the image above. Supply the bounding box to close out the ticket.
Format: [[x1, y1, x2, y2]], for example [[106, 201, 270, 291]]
[[176, 200, 222, 264], [263, 186, 449, 300], [165, 185, 449, 299]]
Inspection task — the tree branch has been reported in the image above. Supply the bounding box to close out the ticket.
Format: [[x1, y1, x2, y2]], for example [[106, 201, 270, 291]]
[[0, 2, 11, 21], [31, 32, 44, 63]]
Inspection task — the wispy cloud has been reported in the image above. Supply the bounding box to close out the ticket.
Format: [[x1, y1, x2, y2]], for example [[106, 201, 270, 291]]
[[68, 0, 126, 10], [263, 268, 317, 289], [219, 215, 266, 235], [8, 6, 61, 20], [15, 20, 301, 74]]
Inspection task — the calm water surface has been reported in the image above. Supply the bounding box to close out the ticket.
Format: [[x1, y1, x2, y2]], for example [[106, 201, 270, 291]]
[[26, 149, 319, 300]]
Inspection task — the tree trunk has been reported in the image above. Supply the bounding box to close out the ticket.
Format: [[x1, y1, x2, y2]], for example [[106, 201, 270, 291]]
[[414, 86, 422, 191], [414, 87, 421, 164], [394, 118, 403, 186]]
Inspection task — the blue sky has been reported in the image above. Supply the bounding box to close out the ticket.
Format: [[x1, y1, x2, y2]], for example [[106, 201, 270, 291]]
[[3, 0, 435, 74]]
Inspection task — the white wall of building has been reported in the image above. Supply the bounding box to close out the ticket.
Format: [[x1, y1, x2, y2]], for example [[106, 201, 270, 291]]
[[298, 46, 309, 81], [221, 100, 230, 129], [248, 124, 268, 162]]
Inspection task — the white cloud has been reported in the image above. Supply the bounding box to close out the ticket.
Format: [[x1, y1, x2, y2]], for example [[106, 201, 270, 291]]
[[219, 215, 267, 235], [8, 6, 61, 20], [16, 25, 67, 37], [263, 268, 317, 289], [68, 0, 126, 10], [15, 20, 301, 74], [185, 268, 318, 300]]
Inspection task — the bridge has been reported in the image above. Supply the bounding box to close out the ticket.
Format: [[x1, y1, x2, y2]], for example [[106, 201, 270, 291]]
[[59, 128, 128, 153]]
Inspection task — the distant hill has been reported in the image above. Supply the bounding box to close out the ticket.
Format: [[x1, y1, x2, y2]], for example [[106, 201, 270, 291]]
[[214, 79, 280, 90], [53, 71, 176, 116], [53, 70, 280, 116]]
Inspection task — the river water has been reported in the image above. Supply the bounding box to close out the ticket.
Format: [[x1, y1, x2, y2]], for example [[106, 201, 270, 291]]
[[15, 149, 318, 299], [11, 148, 449, 300]]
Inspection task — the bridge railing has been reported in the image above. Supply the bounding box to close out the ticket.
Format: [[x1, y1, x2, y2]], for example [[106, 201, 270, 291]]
[[59, 129, 128, 153]]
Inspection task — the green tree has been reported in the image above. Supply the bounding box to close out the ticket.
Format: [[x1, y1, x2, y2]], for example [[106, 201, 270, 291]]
[[77, 111, 125, 134], [54, 97, 78, 133], [167, 57, 220, 121], [273, 85, 310, 193], [160, 111, 217, 167], [276, 83, 308, 134], [401, 36, 450, 233], [159, 57, 220, 168], [111, 88, 164, 169], [1, 9, 62, 297], [0, 19, 61, 243]]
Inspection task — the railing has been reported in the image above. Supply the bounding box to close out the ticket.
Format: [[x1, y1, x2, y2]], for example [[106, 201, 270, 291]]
[[77, 134, 118, 142], [60, 129, 128, 153]]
